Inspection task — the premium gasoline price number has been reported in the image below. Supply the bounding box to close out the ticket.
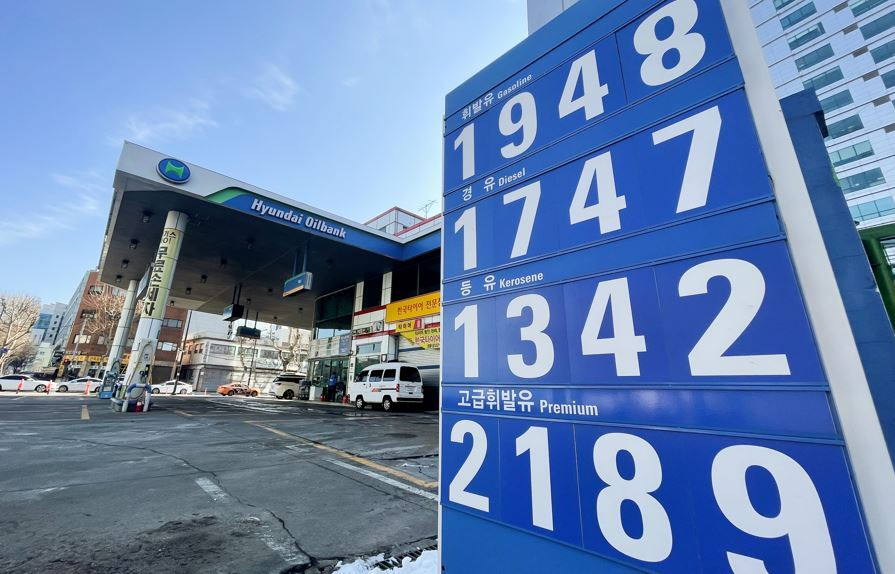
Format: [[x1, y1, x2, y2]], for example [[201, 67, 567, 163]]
[[442, 415, 862, 572], [445, 0, 727, 192]]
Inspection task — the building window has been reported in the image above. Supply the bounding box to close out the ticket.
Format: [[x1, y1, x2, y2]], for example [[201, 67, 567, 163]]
[[209, 343, 235, 356], [74, 334, 90, 344], [826, 114, 864, 139], [839, 168, 886, 193], [820, 90, 854, 113], [80, 310, 95, 319], [96, 336, 106, 346], [88, 285, 103, 295], [795, 44, 834, 71], [852, 0, 887, 16], [788, 23, 825, 50], [314, 287, 355, 339], [882, 69, 895, 88], [781, 3, 817, 30], [803, 67, 844, 92], [849, 197, 895, 221], [774, 0, 799, 9], [162, 318, 183, 329], [260, 350, 279, 359], [872, 39, 895, 63], [156, 341, 177, 352], [356, 342, 382, 355], [861, 10, 895, 39], [829, 140, 875, 166], [362, 274, 384, 310]]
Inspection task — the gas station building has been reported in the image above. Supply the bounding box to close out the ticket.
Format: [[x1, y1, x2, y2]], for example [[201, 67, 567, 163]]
[[99, 142, 442, 404]]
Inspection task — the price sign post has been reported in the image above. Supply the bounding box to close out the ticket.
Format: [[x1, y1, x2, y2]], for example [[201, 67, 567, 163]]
[[440, 0, 895, 572]]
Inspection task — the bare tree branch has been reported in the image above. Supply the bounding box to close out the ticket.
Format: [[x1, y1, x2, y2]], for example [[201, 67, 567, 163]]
[[81, 287, 125, 354], [275, 327, 309, 372], [0, 293, 40, 374]]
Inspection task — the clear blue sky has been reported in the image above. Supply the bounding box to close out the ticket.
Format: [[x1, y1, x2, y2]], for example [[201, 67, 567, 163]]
[[0, 0, 527, 304]]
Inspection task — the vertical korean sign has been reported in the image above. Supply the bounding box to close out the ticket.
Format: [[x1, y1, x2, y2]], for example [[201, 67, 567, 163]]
[[440, 0, 884, 572], [142, 226, 182, 320]]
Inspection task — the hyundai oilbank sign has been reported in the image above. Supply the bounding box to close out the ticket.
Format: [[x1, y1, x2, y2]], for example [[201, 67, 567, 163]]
[[440, 0, 892, 572], [157, 158, 191, 184]]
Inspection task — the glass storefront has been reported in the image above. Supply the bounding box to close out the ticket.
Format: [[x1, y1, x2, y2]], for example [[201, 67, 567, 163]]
[[308, 357, 349, 387]]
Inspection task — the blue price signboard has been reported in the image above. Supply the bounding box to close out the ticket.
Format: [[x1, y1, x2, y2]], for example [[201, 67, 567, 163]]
[[440, 0, 890, 572]]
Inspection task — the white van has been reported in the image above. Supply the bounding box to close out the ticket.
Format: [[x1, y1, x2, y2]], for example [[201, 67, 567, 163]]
[[350, 362, 423, 412]]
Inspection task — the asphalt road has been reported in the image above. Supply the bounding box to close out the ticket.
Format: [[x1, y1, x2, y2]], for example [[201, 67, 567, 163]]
[[0, 394, 438, 573]]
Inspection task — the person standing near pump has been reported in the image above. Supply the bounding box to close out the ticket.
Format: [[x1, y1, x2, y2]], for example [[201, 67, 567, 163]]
[[327, 373, 337, 402]]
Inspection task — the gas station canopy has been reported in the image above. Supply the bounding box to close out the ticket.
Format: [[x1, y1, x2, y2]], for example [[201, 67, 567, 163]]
[[99, 142, 440, 329]]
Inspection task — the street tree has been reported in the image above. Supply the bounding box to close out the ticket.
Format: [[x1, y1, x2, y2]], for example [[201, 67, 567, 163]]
[[0, 293, 40, 374], [275, 327, 309, 372], [81, 286, 125, 357], [5, 342, 37, 373]]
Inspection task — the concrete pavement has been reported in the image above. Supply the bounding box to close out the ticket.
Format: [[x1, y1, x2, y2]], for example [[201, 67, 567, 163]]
[[0, 394, 438, 573]]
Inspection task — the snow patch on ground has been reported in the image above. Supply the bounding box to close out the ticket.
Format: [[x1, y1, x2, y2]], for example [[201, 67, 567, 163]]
[[334, 550, 438, 573]]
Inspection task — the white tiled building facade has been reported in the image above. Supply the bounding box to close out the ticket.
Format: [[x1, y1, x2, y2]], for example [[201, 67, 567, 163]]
[[751, 0, 895, 226]]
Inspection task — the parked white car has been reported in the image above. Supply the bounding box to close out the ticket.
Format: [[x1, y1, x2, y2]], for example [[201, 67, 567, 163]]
[[57, 377, 102, 393], [271, 373, 307, 400], [349, 362, 423, 412], [0, 374, 50, 392], [150, 380, 193, 395]]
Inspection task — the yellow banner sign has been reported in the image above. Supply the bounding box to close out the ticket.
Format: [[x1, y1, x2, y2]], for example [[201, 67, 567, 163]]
[[400, 327, 441, 349], [395, 319, 422, 333], [386, 291, 440, 323]]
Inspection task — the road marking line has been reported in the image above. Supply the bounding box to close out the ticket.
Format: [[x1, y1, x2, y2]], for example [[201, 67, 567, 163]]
[[326, 458, 438, 502], [248, 422, 438, 490], [254, 424, 295, 440], [359, 444, 424, 456], [0, 419, 84, 423], [174, 410, 194, 417], [80, 405, 90, 420], [0, 410, 76, 414], [194, 477, 229, 502]]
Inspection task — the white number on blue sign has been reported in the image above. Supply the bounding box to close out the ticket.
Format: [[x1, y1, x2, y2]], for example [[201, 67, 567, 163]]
[[446, 420, 839, 570], [581, 277, 646, 376], [634, 0, 706, 86], [711, 445, 835, 573], [452, 259, 786, 380], [448, 419, 489, 512], [516, 426, 554, 530], [558, 49, 610, 121], [447, 0, 710, 187], [681, 259, 791, 376], [451, 104, 724, 273]]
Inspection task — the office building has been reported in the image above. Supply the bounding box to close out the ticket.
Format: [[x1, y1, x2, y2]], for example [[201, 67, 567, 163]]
[[750, 0, 895, 229]]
